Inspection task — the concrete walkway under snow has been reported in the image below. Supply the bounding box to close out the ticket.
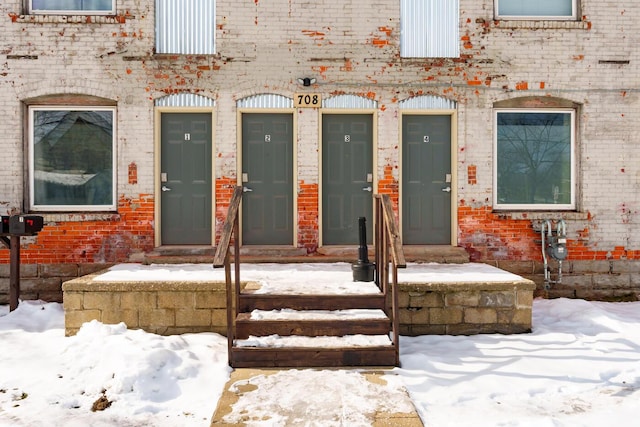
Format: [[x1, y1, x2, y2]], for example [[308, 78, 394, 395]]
[[210, 368, 423, 426]]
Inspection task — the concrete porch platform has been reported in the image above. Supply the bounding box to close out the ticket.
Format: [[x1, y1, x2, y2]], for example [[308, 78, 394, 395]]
[[62, 262, 535, 337]]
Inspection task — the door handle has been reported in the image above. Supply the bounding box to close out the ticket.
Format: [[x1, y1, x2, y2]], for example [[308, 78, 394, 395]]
[[362, 186, 372, 192], [243, 187, 253, 193], [442, 187, 451, 193], [161, 186, 171, 192]]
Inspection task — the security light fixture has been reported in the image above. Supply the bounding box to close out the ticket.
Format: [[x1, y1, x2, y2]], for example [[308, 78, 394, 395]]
[[297, 77, 316, 87]]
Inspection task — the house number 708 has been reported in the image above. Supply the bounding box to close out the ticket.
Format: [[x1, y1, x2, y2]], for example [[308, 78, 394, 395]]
[[297, 94, 319, 105], [294, 93, 322, 108]]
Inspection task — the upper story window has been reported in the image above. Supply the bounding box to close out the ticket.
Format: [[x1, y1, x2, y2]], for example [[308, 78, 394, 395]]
[[400, 0, 460, 58], [494, 109, 576, 210], [29, 106, 116, 212], [155, 0, 216, 54], [29, 0, 116, 15], [495, 0, 578, 20]]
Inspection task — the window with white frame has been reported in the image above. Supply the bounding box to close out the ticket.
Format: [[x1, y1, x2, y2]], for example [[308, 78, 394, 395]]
[[29, 107, 116, 211], [495, 0, 577, 20], [156, 0, 216, 54], [494, 110, 575, 210], [401, 0, 459, 58], [29, 0, 116, 15]]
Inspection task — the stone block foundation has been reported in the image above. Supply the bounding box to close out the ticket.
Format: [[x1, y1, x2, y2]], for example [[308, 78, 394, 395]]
[[63, 273, 229, 336], [397, 282, 535, 336], [62, 265, 535, 337]]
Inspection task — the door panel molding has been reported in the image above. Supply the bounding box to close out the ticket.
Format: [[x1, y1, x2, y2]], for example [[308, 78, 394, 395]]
[[237, 110, 297, 246], [399, 110, 457, 246], [154, 108, 216, 247], [320, 110, 378, 246]]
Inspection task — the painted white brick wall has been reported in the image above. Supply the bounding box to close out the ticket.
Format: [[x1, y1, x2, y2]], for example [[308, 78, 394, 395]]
[[0, 0, 638, 257]]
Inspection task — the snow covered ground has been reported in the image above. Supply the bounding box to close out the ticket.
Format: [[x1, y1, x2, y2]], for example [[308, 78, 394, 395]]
[[1, 264, 639, 426]]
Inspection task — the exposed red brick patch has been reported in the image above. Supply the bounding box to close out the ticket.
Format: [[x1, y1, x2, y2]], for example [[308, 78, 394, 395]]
[[467, 165, 477, 185], [372, 38, 389, 46], [298, 181, 319, 252], [457, 204, 630, 262], [214, 177, 237, 243], [0, 195, 155, 264], [341, 58, 353, 71], [377, 165, 399, 212], [128, 163, 138, 185], [301, 30, 326, 39]]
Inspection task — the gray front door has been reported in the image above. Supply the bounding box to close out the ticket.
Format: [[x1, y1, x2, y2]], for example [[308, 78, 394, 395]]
[[322, 114, 373, 245], [241, 113, 293, 245], [402, 114, 452, 244], [160, 112, 212, 244]]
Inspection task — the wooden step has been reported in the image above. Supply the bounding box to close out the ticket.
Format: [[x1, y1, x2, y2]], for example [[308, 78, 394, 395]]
[[231, 346, 398, 368], [235, 313, 391, 339], [238, 293, 387, 311], [229, 292, 397, 368]]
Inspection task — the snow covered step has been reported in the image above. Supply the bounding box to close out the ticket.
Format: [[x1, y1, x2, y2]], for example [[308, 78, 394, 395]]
[[238, 293, 387, 311], [230, 346, 399, 368], [231, 335, 396, 368], [235, 309, 391, 339], [245, 277, 382, 295], [249, 308, 388, 320], [229, 283, 398, 368], [235, 334, 393, 348]]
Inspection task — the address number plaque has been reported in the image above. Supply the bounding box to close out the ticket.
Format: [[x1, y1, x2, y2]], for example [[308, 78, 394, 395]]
[[294, 93, 321, 108]]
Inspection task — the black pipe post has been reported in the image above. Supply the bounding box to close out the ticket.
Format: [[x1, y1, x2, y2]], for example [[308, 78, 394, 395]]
[[9, 235, 20, 312], [352, 217, 375, 282], [358, 217, 370, 263]]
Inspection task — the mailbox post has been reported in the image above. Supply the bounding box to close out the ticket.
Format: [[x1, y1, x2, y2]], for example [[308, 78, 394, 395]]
[[1, 215, 44, 311]]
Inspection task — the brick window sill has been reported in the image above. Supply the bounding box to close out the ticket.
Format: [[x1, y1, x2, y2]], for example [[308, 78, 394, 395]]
[[9, 14, 130, 24], [491, 20, 591, 31], [38, 213, 121, 223], [492, 211, 589, 221]]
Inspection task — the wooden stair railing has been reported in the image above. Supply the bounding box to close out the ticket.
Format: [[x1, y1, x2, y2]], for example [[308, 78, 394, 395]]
[[374, 194, 407, 366], [213, 186, 243, 364], [213, 188, 406, 368]]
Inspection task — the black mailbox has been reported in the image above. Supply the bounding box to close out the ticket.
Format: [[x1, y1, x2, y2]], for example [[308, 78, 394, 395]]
[[9, 215, 44, 236], [1, 216, 9, 234]]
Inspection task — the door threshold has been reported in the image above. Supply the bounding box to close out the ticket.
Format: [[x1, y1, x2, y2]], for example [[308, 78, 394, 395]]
[[236, 246, 308, 257], [403, 245, 469, 263], [152, 245, 216, 256]]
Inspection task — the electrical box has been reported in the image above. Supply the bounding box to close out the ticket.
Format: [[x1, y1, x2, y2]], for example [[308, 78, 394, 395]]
[[9, 215, 44, 236], [0, 216, 9, 234]]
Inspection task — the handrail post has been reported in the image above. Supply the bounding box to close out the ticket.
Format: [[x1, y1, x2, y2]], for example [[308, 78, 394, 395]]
[[373, 194, 406, 367], [374, 198, 381, 288], [391, 263, 400, 366], [233, 212, 240, 328], [224, 251, 233, 358], [213, 185, 243, 367]]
